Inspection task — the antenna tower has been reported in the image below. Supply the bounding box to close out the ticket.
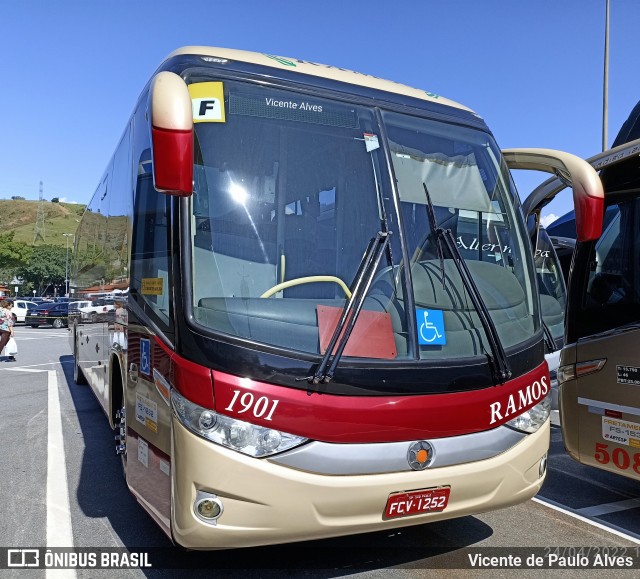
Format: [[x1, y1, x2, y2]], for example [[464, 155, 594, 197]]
[[33, 180, 46, 243]]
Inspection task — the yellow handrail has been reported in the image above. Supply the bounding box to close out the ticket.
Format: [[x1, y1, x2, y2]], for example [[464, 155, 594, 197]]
[[260, 276, 351, 298]]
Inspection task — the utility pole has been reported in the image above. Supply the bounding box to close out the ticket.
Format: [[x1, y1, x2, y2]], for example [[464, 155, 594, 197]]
[[33, 181, 46, 243], [602, 0, 610, 152], [63, 233, 74, 296]]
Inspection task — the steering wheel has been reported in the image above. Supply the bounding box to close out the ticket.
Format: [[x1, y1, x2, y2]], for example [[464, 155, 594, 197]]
[[260, 276, 351, 298]]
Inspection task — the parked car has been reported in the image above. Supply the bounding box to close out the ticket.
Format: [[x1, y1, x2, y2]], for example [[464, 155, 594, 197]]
[[68, 300, 92, 323], [10, 299, 38, 323], [77, 298, 115, 322], [25, 302, 69, 328]]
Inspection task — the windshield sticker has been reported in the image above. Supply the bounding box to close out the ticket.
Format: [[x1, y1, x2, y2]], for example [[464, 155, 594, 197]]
[[188, 81, 226, 123], [137, 436, 149, 468], [616, 365, 640, 386], [136, 392, 158, 433], [141, 278, 163, 295], [602, 416, 640, 448], [416, 308, 446, 346], [363, 133, 379, 152]]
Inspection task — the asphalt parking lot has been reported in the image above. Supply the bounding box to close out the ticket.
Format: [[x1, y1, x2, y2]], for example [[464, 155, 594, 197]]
[[0, 326, 638, 577]]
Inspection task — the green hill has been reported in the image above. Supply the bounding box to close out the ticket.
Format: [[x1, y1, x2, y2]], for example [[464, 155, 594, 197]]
[[0, 200, 86, 246]]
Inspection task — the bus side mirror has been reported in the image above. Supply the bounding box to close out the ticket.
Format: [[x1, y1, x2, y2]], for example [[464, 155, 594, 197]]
[[150, 71, 194, 196], [573, 190, 604, 243], [503, 148, 604, 242]]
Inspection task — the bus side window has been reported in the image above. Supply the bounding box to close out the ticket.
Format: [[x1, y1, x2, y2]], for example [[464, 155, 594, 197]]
[[129, 138, 173, 336], [586, 206, 626, 306], [581, 199, 640, 334]]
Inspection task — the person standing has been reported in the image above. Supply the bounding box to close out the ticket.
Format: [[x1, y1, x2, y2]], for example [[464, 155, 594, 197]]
[[0, 298, 15, 361]]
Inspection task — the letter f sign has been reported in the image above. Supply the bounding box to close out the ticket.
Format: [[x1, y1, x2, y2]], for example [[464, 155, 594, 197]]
[[188, 81, 227, 123], [199, 100, 218, 116], [192, 98, 223, 122]]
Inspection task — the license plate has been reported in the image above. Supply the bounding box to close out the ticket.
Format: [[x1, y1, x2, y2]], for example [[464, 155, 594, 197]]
[[383, 486, 450, 520]]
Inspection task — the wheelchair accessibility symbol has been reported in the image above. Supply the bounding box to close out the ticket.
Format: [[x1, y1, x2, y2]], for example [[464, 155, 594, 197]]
[[416, 308, 446, 345], [140, 338, 151, 376]]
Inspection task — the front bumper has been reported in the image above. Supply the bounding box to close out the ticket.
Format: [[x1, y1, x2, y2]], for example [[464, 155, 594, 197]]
[[170, 418, 550, 549]]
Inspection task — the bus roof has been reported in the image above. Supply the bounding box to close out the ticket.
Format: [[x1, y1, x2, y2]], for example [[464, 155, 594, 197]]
[[165, 46, 473, 114]]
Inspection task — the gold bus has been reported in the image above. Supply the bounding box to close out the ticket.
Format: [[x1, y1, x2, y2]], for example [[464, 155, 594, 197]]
[[70, 46, 603, 548], [523, 98, 640, 481], [558, 132, 640, 482]]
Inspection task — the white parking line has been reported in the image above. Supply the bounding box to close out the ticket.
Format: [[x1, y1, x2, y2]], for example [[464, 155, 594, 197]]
[[533, 497, 640, 544], [13, 336, 67, 341], [576, 498, 640, 517], [0, 361, 72, 371], [46, 369, 77, 578]]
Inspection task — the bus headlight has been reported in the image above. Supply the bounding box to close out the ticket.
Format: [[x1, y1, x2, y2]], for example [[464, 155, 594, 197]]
[[171, 389, 308, 457], [505, 396, 551, 434]]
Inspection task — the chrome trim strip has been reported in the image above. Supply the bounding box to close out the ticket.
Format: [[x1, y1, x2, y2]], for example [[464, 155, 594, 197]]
[[268, 426, 526, 475], [578, 397, 640, 417]]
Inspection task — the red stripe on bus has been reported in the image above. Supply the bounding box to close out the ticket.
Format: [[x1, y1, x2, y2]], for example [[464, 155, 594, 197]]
[[152, 335, 549, 443], [211, 363, 550, 443], [153, 337, 214, 409]]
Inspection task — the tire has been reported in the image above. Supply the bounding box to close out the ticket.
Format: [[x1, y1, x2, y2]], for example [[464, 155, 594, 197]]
[[52, 318, 64, 329], [112, 363, 126, 476], [115, 405, 127, 477], [74, 353, 88, 385]]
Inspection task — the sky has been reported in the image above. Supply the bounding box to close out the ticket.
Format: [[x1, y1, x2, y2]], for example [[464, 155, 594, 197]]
[[2, 0, 639, 227]]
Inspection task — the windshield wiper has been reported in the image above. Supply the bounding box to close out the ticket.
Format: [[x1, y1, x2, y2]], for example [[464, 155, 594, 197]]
[[423, 183, 447, 287], [542, 321, 557, 353], [307, 230, 392, 385], [422, 183, 512, 384]]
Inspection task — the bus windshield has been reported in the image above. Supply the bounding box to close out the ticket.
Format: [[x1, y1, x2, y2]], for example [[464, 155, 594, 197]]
[[189, 79, 538, 364]]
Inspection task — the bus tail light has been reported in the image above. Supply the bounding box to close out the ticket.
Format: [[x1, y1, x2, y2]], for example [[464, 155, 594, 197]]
[[557, 358, 606, 385], [505, 396, 551, 434], [171, 389, 308, 458]]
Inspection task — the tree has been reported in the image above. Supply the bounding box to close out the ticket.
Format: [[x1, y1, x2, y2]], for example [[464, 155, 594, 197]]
[[17, 244, 66, 295], [0, 232, 31, 270], [51, 197, 60, 203]]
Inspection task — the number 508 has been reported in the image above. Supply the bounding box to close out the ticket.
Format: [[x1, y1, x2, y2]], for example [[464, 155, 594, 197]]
[[595, 442, 640, 474]]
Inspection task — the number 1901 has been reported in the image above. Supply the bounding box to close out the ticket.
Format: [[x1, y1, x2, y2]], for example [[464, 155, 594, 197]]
[[224, 390, 279, 421]]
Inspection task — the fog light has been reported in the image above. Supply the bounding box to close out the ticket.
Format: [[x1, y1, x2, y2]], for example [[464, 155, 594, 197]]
[[539, 453, 548, 478], [194, 492, 223, 524]]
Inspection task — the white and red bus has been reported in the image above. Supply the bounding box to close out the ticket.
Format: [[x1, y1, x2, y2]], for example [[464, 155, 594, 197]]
[[70, 46, 603, 548]]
